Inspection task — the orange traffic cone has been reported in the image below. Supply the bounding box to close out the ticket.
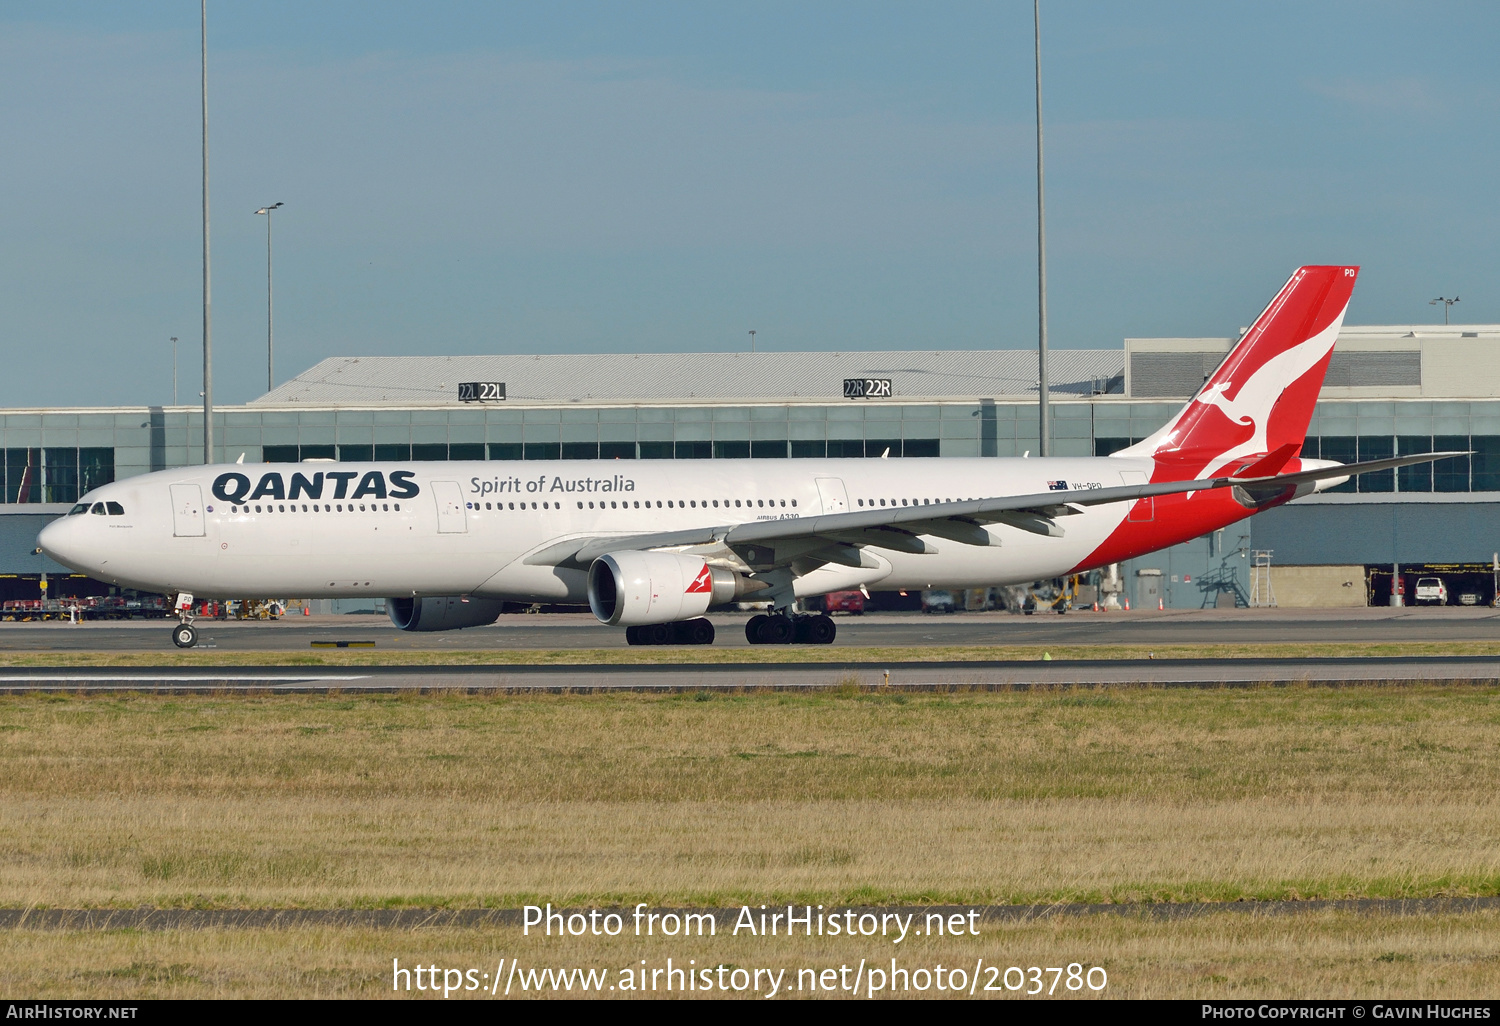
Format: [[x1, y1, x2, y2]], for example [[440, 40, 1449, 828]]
[[1124, 598, 1131, 611], [303, 606, 310, 616], [1158, 597, 1164, 611]]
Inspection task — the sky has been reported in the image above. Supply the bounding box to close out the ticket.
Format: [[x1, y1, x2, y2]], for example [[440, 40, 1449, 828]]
[[2, 1, 1497, 407]]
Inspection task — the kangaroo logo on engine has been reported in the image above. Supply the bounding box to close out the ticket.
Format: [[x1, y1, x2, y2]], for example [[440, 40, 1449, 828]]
[[212, 470, 420, 504], [686, 564, 713, 594]]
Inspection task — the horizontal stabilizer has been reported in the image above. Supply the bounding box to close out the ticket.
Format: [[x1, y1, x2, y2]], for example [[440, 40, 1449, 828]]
[[1231, 442, 1300, 479]]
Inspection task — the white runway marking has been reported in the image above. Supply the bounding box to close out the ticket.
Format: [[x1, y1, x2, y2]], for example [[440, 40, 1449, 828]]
[[0, 674, 372, 682]]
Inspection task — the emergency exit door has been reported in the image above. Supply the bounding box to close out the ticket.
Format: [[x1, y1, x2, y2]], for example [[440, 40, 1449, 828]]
[[815, 477, 849, 514], [1119, 470, 1155, 522]]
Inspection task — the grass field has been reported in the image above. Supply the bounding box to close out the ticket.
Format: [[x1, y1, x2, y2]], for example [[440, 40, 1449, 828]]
[[5, 911, 1500, 999], [2, 639, 1500, 666], [4, 684, 1499, 997], [3, 685, 1499, 907]]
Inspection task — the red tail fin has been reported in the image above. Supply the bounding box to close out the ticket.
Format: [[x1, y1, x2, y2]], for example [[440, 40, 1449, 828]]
[[1118, 265, 1358, 478]]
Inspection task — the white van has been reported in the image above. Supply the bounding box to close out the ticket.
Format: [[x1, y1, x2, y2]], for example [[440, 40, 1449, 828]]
[[1414, 577, 1448, 605]]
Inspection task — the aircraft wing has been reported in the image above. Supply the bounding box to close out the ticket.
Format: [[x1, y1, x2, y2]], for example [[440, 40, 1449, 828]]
[[522, 451, 1464, 570]]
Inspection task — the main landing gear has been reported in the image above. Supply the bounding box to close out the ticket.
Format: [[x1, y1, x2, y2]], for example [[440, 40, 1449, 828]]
[[745, 613, 836, 645], [169, 592, 199, 648], [625, 618, 716, 646]]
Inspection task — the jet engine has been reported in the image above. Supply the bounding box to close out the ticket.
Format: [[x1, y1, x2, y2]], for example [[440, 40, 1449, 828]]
[[588, 550, 761, 626], [387, 595, 505, 632]]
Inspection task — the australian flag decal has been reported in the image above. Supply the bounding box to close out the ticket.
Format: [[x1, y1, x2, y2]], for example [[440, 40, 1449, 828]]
[[1047, 480, 1069, 491]]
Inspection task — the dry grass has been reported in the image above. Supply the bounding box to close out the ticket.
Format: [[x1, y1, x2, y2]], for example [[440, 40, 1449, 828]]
[[2, 687, 1500, 908], [4, 640, 1500, 666], [3, 911, 1499, 998], [5, 798, 1498, 909]]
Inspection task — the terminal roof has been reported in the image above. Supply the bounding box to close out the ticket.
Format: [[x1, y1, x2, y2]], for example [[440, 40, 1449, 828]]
[[254, 350, 1126, 406]]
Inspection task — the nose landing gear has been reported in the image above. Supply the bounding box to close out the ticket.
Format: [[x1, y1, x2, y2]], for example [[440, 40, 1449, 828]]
[[170, 592, 199, 648]]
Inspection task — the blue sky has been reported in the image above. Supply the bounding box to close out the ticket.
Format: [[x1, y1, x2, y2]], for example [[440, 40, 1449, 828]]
[[2, 1, 1496, 406]]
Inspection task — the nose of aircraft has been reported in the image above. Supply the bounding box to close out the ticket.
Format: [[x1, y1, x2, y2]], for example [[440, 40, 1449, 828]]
[[37, 515, 94, 574]]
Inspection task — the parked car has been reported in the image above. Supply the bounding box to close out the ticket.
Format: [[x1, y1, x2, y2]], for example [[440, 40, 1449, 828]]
[[1414, 577, 1448, 605], [823, 590, 866, 615], [921, 589, 957, 614]]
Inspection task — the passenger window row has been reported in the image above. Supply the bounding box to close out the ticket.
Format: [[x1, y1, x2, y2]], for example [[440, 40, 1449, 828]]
[[575, 498, 799, 511], [857, 497, 970, 508], [470, 501, 556, 510], [225, 502, 402, 514], [468, 498, 802, 511]]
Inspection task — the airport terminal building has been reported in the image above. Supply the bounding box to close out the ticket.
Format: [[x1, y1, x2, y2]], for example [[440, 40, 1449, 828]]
[[5, 322, 1500, 610]]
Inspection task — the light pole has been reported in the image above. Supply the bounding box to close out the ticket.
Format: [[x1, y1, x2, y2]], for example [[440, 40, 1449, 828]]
[[1430, 296, 1460, 325], [255, 202, 284, 391], [170, 336, 178, 404], [1033, 0, 1050, 457], [749, 329, 756, 353], [201, 0, 213, 465]]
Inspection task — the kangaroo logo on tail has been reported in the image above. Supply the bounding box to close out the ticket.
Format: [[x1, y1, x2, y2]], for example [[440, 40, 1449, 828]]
[[1190, 318, 1344, 478], [1119, 265, 1359, 480]]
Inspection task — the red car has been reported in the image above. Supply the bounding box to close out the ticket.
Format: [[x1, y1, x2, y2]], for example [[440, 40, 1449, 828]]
[[823, 590, 866, 615]]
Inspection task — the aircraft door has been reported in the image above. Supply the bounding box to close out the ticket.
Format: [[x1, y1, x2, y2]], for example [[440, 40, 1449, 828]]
[[1119, 470, 1155, 522], [169, 484, 205, 537], [815, 477, 849, 514], [432, 480, 468, 533]]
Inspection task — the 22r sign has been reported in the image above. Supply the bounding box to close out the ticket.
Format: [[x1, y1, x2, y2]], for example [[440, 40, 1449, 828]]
[[844, 378, 893, 399]]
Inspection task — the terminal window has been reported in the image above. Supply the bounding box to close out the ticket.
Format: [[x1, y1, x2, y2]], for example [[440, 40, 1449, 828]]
[[2, 447, 113, 504]]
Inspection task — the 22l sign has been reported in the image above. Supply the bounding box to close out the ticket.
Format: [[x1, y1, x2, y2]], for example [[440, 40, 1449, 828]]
[[457, 382, 506, 402]]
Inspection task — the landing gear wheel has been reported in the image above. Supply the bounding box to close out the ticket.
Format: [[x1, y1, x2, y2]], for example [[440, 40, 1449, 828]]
[[625, 625, 642, 646], [644, 622, 673, 646], [759, 614, 795, 645], [172, 623, 198, 649], [677, 618, 715, 645], [745, 614, 769, 645], [805, 614, 836, 645]]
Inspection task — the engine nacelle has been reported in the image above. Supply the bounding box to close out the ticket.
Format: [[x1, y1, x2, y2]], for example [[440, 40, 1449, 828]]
[[387, 595, 505, 632], [588, 550, 759, 626]]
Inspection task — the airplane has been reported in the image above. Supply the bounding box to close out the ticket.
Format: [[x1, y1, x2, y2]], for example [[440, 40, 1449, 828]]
[[39, 265, 1458, 649]]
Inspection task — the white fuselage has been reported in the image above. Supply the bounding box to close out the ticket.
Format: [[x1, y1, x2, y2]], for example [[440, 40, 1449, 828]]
[[39, 456, 1173, 602]]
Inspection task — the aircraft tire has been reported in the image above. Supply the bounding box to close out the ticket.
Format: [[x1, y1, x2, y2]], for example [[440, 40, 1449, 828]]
[[745, 614, 769, 645], [678, 618, 715, 645], [761, 614, 795, 645], [645, 622, 673, 646], [805, 614, 836, 645], [171, 623, 198, 649], [624, 625, 642, 646]]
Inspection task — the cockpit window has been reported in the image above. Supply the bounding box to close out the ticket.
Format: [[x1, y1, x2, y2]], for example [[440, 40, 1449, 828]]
[[106, 502, 125, 516], [90, 503, 107, 515], [69, 504, 89, 515]]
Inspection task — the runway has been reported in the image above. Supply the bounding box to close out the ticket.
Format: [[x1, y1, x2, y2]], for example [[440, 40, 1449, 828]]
[[1, 654, 1496, 692], [4, 606, 1500, 653]]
